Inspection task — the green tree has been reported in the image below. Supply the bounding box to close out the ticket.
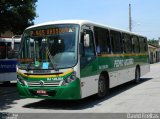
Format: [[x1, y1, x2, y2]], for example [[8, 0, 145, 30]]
[[0, 0, 37, 35]]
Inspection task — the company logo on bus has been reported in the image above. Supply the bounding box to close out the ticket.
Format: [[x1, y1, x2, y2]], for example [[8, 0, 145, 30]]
[[39, 80, 44, 86]]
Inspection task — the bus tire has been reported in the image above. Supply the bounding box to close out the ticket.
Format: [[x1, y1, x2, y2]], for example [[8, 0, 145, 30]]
[[97, 75, 109, 98], [134, 67, 140, 83]]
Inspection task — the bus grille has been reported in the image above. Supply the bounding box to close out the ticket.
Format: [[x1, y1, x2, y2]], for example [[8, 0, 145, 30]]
[[27, 81, 63, 87]]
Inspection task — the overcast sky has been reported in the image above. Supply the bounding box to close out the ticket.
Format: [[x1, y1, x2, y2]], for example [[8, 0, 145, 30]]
[[34, 0, 160, 39]]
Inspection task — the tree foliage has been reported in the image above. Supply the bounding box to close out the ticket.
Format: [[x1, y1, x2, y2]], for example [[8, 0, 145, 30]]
[[0, 0, 37, 35]]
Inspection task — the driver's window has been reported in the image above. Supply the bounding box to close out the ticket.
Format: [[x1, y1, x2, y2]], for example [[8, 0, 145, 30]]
[[80, 30, 95, 68], [84, 30, 95, 57]]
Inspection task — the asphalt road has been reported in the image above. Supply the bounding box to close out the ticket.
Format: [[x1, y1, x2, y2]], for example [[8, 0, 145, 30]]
[[0, 63, 160, 118]]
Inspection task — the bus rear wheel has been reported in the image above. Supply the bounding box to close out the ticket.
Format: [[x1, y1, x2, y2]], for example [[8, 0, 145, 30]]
[[97, 75, 109, 98], [135, 67, 140, 83]]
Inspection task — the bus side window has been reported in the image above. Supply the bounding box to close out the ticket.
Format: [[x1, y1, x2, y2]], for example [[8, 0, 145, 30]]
[[110, 30, 122, 54], [122, 33, 132, 53], [122, 38, 126, 53], [144, 38, 148, 52], [139, 37, 148, 53], [94, 27, 110, 54], [7, 42, 14, 59], [0, 42, 6, 59], [132, 35, 140, 53]]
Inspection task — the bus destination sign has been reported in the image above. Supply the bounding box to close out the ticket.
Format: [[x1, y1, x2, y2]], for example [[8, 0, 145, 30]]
[[31, 27, 75, 37]]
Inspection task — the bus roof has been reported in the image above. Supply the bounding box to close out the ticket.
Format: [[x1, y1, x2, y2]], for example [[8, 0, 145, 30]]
[[26, 20, 146, 38]]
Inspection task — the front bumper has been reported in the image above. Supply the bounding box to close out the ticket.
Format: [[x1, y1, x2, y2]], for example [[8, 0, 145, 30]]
[[17, 79, 81, 100]]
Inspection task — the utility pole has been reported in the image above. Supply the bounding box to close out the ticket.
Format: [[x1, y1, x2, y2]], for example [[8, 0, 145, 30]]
[[129, 4, 132, 32]]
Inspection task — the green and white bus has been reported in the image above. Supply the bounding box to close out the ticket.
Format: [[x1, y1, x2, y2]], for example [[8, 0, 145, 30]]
[[17, 20, 150, 100]]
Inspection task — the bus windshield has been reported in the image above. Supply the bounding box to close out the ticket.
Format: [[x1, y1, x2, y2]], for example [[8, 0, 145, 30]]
[[18, 24, 79, 70]]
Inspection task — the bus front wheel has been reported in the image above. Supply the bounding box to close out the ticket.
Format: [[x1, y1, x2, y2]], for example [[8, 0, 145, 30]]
[[97, 75, 109, 98]]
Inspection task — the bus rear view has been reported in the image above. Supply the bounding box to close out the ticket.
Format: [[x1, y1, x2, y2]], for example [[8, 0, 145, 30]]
[[0, 36, 21, 84]]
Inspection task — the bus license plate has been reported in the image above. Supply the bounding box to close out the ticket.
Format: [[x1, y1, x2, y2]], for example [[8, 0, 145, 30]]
[[36, 90, 47, 95]]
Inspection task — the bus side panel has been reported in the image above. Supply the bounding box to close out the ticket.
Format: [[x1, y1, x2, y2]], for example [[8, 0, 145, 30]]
[[0, 72, 16, 81], [80, 75, 99, 98], [109, 67, 135, 88], [0, 60, 17, 73], [0, 60, 17, 81], [80, 57, 100, 98]]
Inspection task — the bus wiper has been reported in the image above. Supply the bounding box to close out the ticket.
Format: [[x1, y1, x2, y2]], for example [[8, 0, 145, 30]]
[[45, 46, 59, 71]]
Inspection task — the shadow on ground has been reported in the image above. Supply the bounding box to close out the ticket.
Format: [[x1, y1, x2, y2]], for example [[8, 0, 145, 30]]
[[0, 83, 20, 110], [23, 78, 152, 110]]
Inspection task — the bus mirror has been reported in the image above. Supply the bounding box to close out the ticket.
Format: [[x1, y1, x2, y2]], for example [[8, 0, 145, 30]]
[[84, 34, 90, 47]]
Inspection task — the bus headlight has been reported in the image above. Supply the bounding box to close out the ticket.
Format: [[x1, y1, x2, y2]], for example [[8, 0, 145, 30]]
[[62, 72, 77, 85], [17, 75, 27, 86]]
